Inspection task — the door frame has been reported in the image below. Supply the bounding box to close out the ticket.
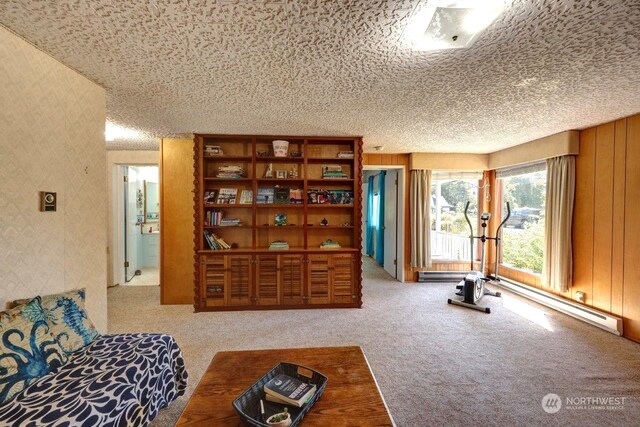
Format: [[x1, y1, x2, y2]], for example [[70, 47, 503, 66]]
[[362, 165, 406, 283], [113, 163, 159, 287]]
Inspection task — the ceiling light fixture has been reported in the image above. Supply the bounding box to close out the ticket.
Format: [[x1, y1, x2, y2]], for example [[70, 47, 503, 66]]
[[105, 121, 143, 142], [405, 0, 506, 52], [374, 146, 384, 151]]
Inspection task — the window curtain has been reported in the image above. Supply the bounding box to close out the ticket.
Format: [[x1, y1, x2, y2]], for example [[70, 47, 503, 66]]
[[375, 172, 386, 265], [543, 155, 575, 292], [365, 175, 375, 256], [411, 169, 432, 268]]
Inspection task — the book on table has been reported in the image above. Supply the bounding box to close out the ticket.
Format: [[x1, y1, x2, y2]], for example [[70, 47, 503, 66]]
[[263, 374, 316, 407]]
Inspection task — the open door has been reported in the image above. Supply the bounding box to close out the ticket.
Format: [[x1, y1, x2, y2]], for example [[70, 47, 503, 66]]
[[383, 170, 397, 278], [124, 167, 139, 282]]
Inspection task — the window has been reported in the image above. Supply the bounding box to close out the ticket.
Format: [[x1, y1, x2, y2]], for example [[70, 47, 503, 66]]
[[430, 172, 482, 261], [371, 193, 380, 228], [497, 163, 547, 274]]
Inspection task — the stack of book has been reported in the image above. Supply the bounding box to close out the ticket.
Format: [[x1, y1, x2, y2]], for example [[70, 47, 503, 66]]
[[217, 165, 246, 178], [220, 218, 241, 227], [203, 231, 231, 250], [269, 241, 289, 250], [263, 374, 316, 407], [337, 151, 354, 159], [320, 239, 341, 250], [321, 165, 348, 179], [205, 145, 224, 157]]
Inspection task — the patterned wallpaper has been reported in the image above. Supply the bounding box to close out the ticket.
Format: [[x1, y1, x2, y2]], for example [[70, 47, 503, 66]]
[[0, 27, 108, 331]]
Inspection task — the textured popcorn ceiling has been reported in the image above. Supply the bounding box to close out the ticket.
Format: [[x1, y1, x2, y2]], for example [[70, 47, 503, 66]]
[[1, 0, 639, 153]]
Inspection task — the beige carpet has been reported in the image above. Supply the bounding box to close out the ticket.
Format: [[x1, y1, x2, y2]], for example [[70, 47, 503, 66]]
[[108, 258, 640, 426]]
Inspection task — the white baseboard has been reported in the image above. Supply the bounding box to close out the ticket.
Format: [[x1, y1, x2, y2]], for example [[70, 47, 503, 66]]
[[493, 277, 623, 336]]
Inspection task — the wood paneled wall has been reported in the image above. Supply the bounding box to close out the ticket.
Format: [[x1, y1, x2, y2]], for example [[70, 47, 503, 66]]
[[160, 138, 195, 304], [571, 115, 640, 341], [493, 114, 640, 342]]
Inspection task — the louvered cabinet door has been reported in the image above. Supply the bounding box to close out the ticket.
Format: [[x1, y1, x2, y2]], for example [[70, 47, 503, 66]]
[[307, 254, 330, 304], [332, 253, 355, 304], [201, 255, 227, 307], [280, 254, 304, 305], [256, 255, 280, 305], [227, 255, 252, 306]]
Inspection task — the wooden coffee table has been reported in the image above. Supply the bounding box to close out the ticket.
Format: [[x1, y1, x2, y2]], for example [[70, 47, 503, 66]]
[[176, 346, 395, 426]]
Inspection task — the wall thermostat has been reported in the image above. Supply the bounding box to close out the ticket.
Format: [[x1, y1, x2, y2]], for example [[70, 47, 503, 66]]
[[40, 191, 57, 212]]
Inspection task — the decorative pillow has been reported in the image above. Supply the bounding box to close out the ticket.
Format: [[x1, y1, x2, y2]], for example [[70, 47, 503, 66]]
[[39, 288, 100, 354], [0, 297, 68, 405]]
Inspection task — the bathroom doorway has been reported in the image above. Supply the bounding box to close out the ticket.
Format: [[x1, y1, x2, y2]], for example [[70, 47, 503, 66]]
[[114, 165, 160, 287]]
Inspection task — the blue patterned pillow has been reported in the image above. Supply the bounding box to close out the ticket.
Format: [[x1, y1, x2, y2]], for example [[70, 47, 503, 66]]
[[0, 297, 68, 405], [39, 288, 100, 354]]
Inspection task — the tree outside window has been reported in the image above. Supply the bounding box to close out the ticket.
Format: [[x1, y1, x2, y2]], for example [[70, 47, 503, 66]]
[[499, 170, 546, 274]]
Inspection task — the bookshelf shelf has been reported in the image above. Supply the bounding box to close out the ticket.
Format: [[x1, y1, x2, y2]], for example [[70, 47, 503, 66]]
[[307, 204, 355, 209], [257, 178, 305, 183], [205, 156, 253, 161], [307, 179, 355, 184], [255, 204, 304, 209], [307, 157, 354, 163], [204, 204, 254, 208], [194, 134, 363, 312], [256, 157, 304, 163]]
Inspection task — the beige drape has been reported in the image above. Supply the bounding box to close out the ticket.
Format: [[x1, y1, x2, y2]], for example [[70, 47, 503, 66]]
[[543, 155, 576, 292], [411, 170, 432, 268]]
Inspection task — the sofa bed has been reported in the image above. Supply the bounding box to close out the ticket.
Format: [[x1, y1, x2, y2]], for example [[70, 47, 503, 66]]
[[0, 289, 188, 426]]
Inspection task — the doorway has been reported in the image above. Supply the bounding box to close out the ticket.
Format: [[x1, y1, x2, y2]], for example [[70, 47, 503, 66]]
[[362, 166, 405, 282], [114, 165, 160, 287]]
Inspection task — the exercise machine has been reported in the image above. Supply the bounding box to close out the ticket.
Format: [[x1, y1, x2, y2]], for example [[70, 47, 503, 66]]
[[447, 202, 511, 313]]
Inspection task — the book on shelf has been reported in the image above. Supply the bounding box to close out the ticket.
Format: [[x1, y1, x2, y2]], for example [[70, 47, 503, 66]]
[[274, 213, 287, 226], [274, 187, 290, 204], [328, 190, 353, 205], [204, 145, 224, 156], [263, 374, 316, 408], [321, 164, 348, 179], [307, 189, 353, 205], [257, 187, 274, 204], [219, 218, 241, 226], [269, 241, 289, 250], [203, 231, 231, 250], [320, 239, 341, 249], [239, 189, 253, 204], [216, 188, 238, 204], [337, 151, 354, 159], [289, 188, 304, 204], [217, 165, 246, 178], [204, 190, 217, 204]]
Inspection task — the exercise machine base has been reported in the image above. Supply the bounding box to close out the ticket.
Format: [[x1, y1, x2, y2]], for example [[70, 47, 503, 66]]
[[447, 272, 501, 314]]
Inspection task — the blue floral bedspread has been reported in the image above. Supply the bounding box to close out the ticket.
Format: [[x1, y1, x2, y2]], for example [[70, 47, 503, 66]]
[[0, 333, 188, 426]]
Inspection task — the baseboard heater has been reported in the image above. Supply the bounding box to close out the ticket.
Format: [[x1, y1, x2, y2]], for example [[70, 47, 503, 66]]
[[417, 271, 467, 283], [493, 277, 623, 336]]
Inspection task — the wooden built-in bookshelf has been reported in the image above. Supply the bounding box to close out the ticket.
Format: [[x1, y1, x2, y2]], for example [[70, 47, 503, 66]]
[[193, 134, 363, 311]]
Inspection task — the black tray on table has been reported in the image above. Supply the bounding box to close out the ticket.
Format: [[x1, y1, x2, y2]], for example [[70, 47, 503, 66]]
[[232, 362, 328, 427]]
